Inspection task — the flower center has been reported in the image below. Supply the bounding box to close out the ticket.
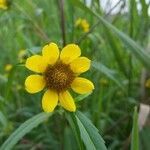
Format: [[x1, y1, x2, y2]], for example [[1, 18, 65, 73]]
[[44, 62, 75, 92]]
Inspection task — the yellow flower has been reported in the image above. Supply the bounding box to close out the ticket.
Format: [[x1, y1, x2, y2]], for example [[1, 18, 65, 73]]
[[75, 18, 90, 33], [81, 19, 90, 32], [145, 79, 150, 88], [25, 43, 94, 112], [18, 49, 27, 63], [0, 0, 7, 9], [5, 64, 12, 72]]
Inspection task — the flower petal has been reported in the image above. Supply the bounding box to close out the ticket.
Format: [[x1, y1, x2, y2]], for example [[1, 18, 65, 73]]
[[25, 75, 45, 93], [25, 55, 47, 73], [42, 90, 58, 112], [42, 43, 59, 65], [70, 57, 91, 73], [71, 77, 94, 94], [60, 44, 81, 64], [59, 91, 76, 112]]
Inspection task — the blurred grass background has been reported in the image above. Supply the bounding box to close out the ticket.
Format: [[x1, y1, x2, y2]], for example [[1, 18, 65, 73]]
[[0, 0, 150, 149]]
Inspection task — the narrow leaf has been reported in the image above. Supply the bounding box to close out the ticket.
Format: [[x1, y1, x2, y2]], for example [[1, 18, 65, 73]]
[[76, 111, 107, 150], [65, 112, 83, 150], [0, 112, 52, 150], [75, 92, 92, 102]]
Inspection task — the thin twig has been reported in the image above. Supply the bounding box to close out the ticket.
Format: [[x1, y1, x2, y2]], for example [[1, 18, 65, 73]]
[[105, 0, 123, 16], [58, 0, 66, 46]]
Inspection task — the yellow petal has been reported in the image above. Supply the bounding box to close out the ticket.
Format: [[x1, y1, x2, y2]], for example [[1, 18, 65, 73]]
[[42, 90, 58, 112], [60, 44, 81, 64], [42, 43, 59, 65], [70, 57, 91, 73], [0, 1, 7, 9], [25, 55, 47, 73], [0, 5, 7, 9], [25, 75, 45, 93], [71, 77, 94, 94], [59, 91, 76, 112]]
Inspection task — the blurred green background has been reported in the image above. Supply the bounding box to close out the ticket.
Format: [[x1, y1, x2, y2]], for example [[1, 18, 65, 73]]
[[0, 0, 150, 149]]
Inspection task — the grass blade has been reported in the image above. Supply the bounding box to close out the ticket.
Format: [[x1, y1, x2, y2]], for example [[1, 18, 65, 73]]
[[0, 112, 52, 150], [65, 112, 83, 150]]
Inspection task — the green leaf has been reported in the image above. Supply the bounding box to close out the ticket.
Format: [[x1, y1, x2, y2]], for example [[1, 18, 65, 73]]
[[92, 61, 124, 89], [76, 111, 107, 150], [131, 106, 139, 150], [0, 112, 52, 150], [75, 92, 92, 102], [70, 0, 150, 69], [65, 112, 83, 150]]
